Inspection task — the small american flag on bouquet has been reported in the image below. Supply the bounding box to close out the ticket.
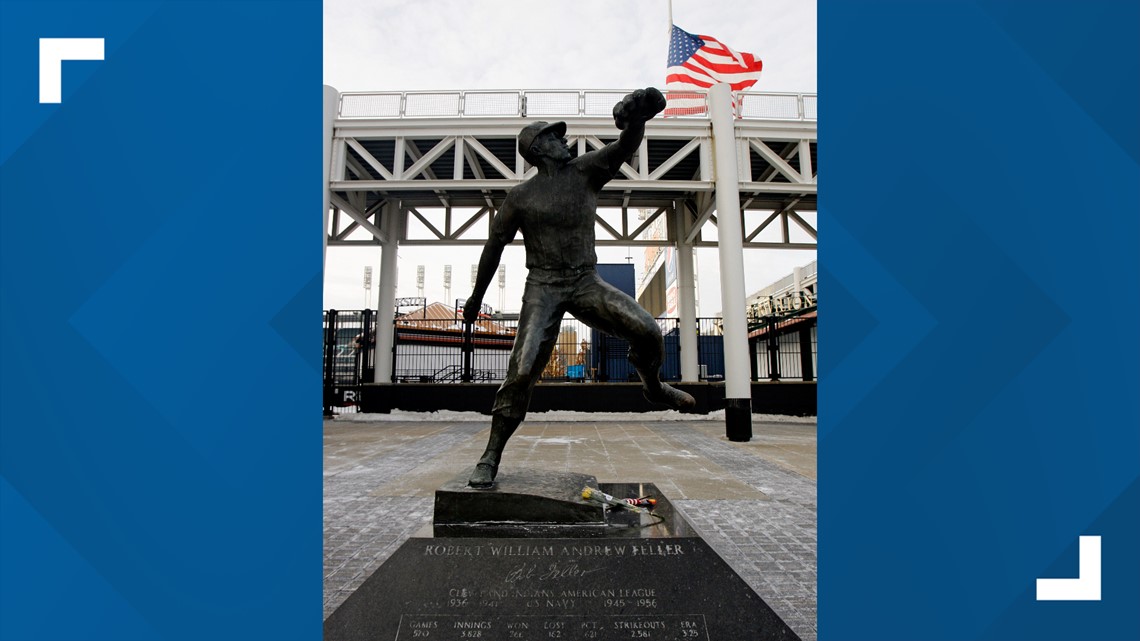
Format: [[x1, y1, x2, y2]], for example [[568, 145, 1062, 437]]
[[665, 24, 763, 116]]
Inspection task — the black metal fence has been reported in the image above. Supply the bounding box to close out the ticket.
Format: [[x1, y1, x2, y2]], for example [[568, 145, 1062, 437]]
[[696, 317, 726, 381], [749, 310, 817, 382], [323, 308, 817, 412], [323, 309, 374, 414], [390, 316, 683, 384]]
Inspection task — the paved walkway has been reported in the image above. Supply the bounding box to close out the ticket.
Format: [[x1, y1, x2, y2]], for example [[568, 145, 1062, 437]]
[[324, 413, 817, 640]]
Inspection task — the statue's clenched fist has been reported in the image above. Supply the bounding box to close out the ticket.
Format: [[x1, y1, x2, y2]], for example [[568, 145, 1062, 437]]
[[463, 297, 481, 324], [613, 87, 667, 130]]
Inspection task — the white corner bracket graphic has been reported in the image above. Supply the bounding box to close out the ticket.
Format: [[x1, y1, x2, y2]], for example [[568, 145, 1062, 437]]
[[1036, 535, 1102, 601], [39, 38, 105, 104]]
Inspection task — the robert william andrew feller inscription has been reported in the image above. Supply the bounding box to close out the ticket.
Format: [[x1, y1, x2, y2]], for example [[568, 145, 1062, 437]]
[[401, 541, 707, 641]]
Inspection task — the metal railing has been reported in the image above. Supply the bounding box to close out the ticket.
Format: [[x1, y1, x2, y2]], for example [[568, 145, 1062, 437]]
[[338, 89, 817, 122]]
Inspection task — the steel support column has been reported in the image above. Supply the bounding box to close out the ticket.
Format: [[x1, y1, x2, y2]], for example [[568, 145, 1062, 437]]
[[710, 84, 753, 441], [672, 202, 700, 382], [322, 85, 339, 269], [374, 204, 402, 383]]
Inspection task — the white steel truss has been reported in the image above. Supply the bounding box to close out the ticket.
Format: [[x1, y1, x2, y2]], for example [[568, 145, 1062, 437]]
[[327, 89, 817, 249]]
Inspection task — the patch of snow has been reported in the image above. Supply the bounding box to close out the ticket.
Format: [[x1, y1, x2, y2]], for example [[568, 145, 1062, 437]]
[[515, 436, 589, 445]]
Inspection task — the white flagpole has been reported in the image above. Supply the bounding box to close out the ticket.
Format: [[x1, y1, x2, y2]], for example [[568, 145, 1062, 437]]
[[666, 0, 673, 99]]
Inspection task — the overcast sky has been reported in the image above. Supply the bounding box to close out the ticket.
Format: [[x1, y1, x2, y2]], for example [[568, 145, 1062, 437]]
[[323, 0, 817, 314]]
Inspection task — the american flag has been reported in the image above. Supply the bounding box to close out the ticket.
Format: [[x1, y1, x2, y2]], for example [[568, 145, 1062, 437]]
[[665, 24, 763, 116]]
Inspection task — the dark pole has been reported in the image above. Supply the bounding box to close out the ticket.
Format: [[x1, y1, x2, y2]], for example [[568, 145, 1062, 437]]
[[598, 333, 608, 382], [749, 336, 759, 381], [799, 325, 814, 382], [361, 308, 375, 384], [767, 318, 781, 382], [462, 317, 474, 382], [695, 318, 704, 380], [323, 310, 338, 417], [391, 313, 399, 383]]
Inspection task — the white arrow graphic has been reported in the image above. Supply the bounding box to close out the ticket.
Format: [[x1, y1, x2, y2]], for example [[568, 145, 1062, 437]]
[[1036, 535, 1101, 601], [39, 38, 104, 104]]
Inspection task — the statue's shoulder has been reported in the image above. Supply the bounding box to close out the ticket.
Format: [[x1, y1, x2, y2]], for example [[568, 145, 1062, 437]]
[[569, 152, 604, 175], [507, 177, 539, 201]]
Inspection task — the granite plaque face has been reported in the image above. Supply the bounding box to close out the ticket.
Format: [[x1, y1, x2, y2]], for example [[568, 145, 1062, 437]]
[[326, 485, 801, 640]]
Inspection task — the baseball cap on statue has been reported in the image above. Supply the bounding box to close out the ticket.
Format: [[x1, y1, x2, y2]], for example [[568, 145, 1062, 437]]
[[518, 121, 567, 165]]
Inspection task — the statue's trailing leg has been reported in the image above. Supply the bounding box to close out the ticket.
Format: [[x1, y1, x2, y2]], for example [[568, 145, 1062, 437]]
[[468, 413, 523, 488], [641, 378, 697, 411], [631, 352, 696, 411]]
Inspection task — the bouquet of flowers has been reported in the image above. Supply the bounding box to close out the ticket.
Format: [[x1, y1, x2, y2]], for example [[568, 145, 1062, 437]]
[[580, 487, 655, 513]]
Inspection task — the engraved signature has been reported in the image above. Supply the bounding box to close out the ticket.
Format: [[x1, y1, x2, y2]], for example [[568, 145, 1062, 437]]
[[503, 561, 604, 584]]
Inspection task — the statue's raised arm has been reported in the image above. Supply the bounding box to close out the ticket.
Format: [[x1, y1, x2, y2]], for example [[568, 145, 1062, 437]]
[[578, 87, 667, 191]]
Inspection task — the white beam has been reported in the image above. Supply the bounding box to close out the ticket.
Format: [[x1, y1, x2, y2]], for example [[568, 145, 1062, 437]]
[[332, 179, 715, 192], [594, 214, 623, 240], [330, 138, 347, 182], [401, 136, 455, 180], [739, 241, 816, 250], [450, 207, 490, 240], [745, 210, 781, 243], [330, 193, 386, 243], [748, 138, 805, 184], [333, 218, 360, 242], [798, 139, 814, 183], [648, 138, 701, 181], [787, 210, 818, 240], [739, 182, 816, 194], [627, 206, 666, 241], [684, 195, 717, 245], [344, 153, 373, 181], [393, 137, 406, 179], [453, 136, 465, 180], [407, 206, 445, 240], [465, 136, 517, 179], [584, 135, 639, 180], [699, 138, 712, 182], [345, 138, 394, 180]]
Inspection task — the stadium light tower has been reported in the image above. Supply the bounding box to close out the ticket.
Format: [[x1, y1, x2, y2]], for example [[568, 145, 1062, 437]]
[[363, 266, 373, 309], [497, 265, 507, 314], [443, 265, 452, 308]]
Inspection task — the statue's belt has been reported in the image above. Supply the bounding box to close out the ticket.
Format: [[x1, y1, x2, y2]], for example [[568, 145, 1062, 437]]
[[527, 265, 595, 279]]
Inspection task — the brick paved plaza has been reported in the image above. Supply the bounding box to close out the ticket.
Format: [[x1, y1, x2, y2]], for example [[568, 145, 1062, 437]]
[[324, 412, 817, 640]]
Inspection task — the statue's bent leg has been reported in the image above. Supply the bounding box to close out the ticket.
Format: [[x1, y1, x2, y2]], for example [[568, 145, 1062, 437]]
[[569, 274, 695, 411], [470, 286, 565, 488]]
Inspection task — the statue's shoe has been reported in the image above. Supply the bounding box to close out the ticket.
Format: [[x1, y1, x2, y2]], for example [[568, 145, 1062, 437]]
[[643, 383, 696, 411], [468, 462, 498, 488]]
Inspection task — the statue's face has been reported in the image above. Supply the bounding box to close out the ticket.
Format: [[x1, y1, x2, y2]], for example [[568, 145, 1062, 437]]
[[531, 131, 572, 163]]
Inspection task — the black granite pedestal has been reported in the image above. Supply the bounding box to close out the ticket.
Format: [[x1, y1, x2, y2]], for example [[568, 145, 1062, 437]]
[[325, 475, 801, 640], [435, 468, 605, 527]]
